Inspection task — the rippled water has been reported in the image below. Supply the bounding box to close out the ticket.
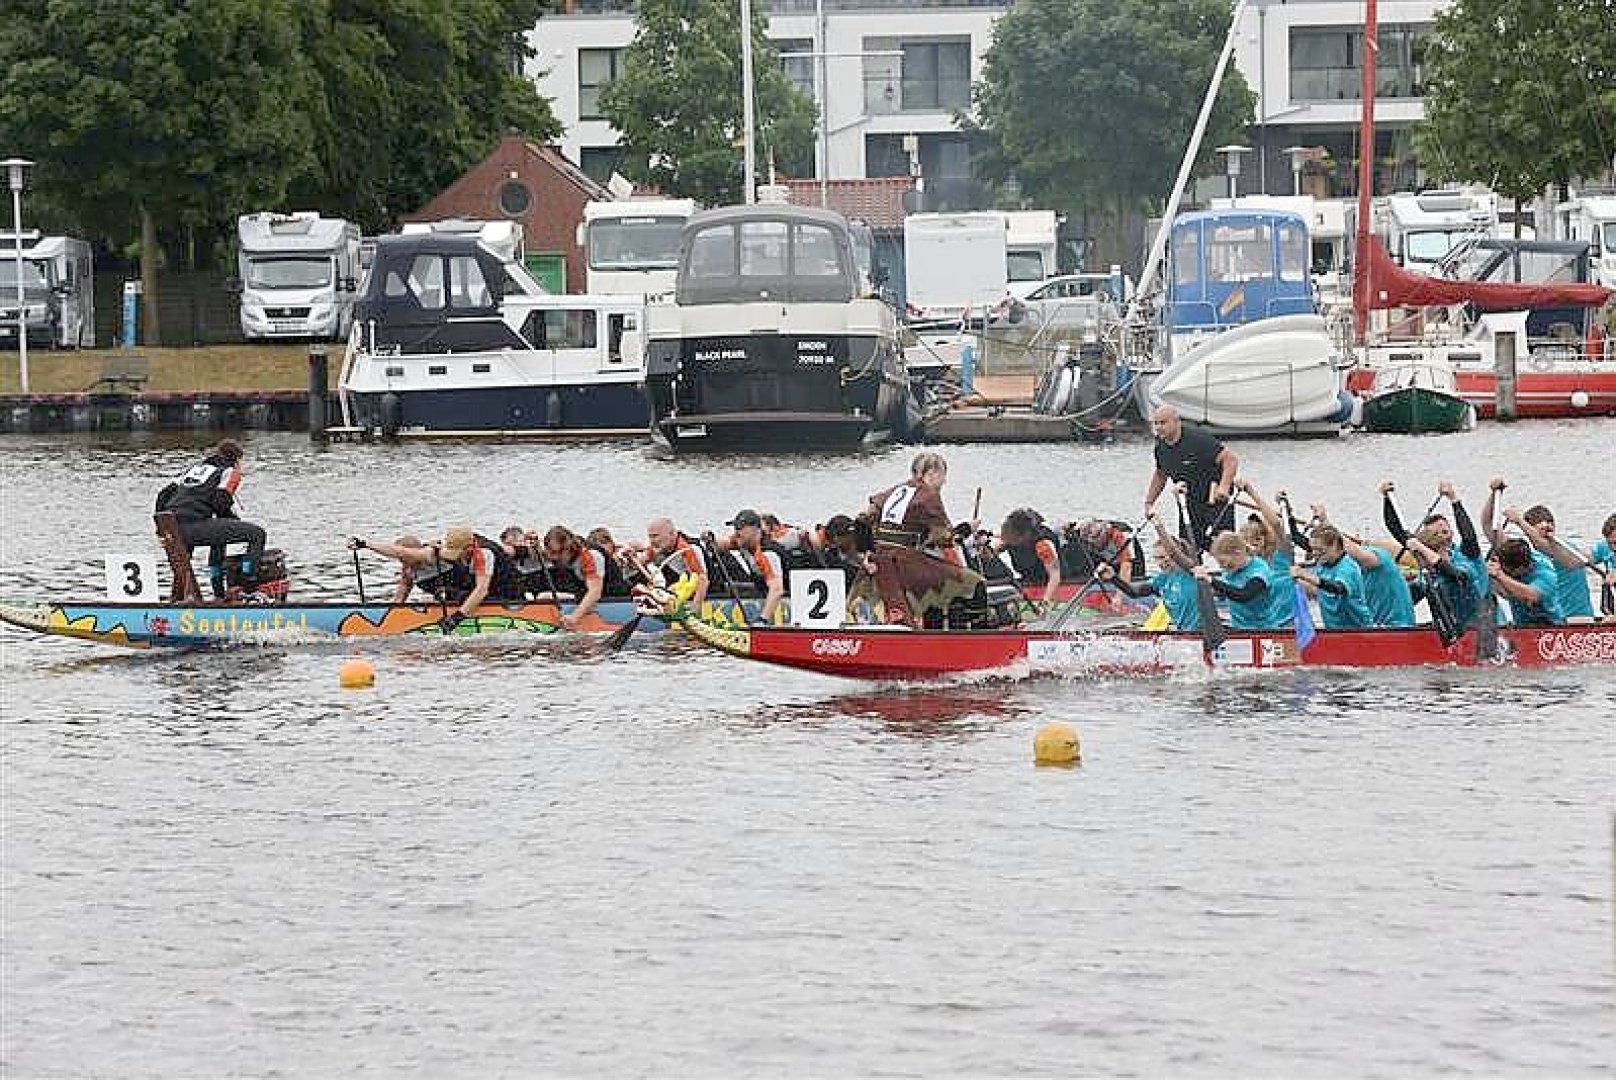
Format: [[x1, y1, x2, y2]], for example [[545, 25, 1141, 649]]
[[2, 424, 1613, 1077]]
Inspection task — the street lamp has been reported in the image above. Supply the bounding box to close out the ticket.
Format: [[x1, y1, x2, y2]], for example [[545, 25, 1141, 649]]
[[3, 157, 32, 394], [1215, 144, 1249, 200], [1283, 145, 1312, 196]]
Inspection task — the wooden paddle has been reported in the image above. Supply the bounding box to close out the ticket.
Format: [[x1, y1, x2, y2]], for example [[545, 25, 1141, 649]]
[[1173, 486, 1227, 654]]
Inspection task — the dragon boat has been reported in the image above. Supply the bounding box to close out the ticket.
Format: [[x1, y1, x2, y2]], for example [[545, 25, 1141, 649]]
[[641, 586, 1616, 681], [0, 596, 772, 650]]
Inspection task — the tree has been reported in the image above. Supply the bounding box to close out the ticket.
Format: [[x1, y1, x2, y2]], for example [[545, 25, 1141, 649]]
[[599, 0, 816, 206], [1416, 0, 1616, 212], [966, 0, 1254, 263], [0, 0, 560, 340]]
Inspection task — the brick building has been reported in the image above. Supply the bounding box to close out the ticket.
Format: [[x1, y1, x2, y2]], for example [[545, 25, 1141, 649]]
[[408, 134, 610, 293]]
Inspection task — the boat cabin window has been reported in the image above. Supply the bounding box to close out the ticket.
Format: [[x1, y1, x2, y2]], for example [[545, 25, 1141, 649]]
[[523, 308, 598, 350], [1277, 221, 1307, 281], [385, 254, 493, 311], [679, 216, 855, 303], [1172, 228, 1200, 289], [1208, 223, 1275, 282]]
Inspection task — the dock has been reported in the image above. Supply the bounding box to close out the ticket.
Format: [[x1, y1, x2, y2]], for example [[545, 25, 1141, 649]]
[[0, 391, 312, 434]]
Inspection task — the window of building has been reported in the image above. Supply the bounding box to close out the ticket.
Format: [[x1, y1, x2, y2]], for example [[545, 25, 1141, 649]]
[[1289, 24, 1429, 101], [900, 40, 970, 111], [579, 48, 624, 121], [579, 146, 624, 185], [772, 37, 815, 97], [498, 180, 532, 218]]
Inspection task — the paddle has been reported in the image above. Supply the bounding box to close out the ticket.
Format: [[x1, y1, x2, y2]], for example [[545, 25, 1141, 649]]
[[1175, 486, 1227, 654], [701, 530, 754, 626], [351, 545, 367, 604], [604, 610, 643, 651]]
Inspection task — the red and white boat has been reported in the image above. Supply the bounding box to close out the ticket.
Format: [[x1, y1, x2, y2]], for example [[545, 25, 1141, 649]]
[[659, 613, 1616, 682]]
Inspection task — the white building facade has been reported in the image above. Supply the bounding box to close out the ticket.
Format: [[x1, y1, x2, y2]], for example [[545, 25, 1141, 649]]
[[530, 0, 1451, 206]]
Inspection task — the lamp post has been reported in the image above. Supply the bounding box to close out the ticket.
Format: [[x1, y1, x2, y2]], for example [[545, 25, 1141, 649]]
[[1215, 144, 1249, 200], [3, 158, 33, 394], [1283, 145, 1311, 196]]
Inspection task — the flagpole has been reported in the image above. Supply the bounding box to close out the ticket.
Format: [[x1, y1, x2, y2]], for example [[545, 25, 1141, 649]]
[[741, 0, 757, 204]]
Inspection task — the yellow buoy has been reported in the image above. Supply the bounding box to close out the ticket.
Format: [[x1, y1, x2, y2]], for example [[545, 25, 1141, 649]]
[[1033, 721, 1081, 766], [339, 658, 376, 689]]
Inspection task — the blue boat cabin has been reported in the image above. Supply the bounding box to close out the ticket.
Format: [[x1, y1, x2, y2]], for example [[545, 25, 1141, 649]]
[[1166, 210, 1316, 330]]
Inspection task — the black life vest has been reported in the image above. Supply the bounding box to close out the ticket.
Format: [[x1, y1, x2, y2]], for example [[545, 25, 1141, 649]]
[[530, 543, 631, 599], [157, 456, 236, 523], [1005, 524, 1061, 585], [651, 533, 707, 589], [416, 534, 519, 603]]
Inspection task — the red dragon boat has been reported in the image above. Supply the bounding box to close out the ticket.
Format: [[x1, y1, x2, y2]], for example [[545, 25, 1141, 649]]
[[643, 589, 1616, 681]]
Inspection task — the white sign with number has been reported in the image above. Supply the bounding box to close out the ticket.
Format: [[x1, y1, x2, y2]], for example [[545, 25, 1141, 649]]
[[790, 569, 847, 629], [105, 554, 161, 602]]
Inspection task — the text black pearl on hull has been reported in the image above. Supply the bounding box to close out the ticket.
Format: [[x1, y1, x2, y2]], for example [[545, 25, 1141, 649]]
[[644, 203, 916, 453]]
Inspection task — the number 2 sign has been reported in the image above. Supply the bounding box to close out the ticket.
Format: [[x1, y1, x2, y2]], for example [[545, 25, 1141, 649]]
[[789, 569, 846, 629], [104, 555, 161, 603]]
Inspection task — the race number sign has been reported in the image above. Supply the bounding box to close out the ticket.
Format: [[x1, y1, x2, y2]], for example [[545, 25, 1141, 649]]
[[104, 554, 161, 603], [790, 569, 846, 629]]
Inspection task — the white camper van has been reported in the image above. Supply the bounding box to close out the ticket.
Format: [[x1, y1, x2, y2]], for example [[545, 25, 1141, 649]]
[[0, 231, 94, 348], [579, 197, 697, 297], [1374, 189, 1498, 275], [1003, 210, 1059, 298], [236, 212, 362, 340], [902, 212, 1009, 323], [1556, 192, 1616, 289]]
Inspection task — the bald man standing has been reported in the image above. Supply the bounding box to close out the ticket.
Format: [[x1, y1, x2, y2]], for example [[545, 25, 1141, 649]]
[[1143, 404, 1238, 554]]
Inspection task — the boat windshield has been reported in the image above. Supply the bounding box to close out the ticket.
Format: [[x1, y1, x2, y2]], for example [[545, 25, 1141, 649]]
[[0, 259, 50, 293], [247, 256, 332, 289], [1404, 230, 1464, 266], [588, 217, 684, 271], [679, 218, 853, 304], [1207, 223, 1275, 281]]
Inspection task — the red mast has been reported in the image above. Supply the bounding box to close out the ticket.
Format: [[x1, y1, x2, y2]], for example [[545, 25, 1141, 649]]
[[1352, 0, 1379, 343]]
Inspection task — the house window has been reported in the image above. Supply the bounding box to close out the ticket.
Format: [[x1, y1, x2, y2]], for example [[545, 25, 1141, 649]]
[[579, 48, 624, 121], [772, 38, 815, 97], [498, 180, 532, 217], [1289, 24, 1429, 101], [900, 41, 970, 111], [580, 146, 624, 184]]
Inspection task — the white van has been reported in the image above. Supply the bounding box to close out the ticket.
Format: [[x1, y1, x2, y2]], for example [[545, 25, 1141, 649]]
[[0, 231, 94, 348]]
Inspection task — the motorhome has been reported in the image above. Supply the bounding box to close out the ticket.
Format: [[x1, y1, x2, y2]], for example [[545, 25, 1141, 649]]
[[902, 212, 1008, 324], [579, 197, 697, 297], [0, 231, 94, 348], [1373, 189, 1498, 275], [1556, 192, 1616, 289], [236, 212, 363, 341], [1004, 210, 1059, 298]]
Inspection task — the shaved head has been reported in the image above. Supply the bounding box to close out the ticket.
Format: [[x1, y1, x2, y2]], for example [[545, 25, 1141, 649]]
[[1150, 403, 1182, 442]]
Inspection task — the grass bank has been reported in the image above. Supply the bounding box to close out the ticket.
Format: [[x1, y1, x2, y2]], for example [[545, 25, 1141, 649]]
[[0, 345, 339, 394]]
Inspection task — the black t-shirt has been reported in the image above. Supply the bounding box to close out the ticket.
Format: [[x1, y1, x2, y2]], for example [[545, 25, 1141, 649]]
[[1153, 427, 1225, 503]]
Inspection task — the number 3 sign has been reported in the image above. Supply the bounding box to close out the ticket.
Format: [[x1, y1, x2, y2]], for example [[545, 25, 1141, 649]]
[[789, 569, 846, 629], [104, 555, 161, 602]]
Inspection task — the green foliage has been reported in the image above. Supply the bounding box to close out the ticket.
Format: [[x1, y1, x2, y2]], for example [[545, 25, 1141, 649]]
[[599, 0, 817, 206], [0, 0, 561, 263], [1416, 0, 1616, 200], [967, 0, 1254, 217]]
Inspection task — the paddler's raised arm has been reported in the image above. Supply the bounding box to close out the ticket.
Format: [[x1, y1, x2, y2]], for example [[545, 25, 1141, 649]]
[[1380, 480, 1410, 547]]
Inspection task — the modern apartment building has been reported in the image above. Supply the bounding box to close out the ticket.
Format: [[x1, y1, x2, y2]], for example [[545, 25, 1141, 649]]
[[530, 0, 1450, 207]]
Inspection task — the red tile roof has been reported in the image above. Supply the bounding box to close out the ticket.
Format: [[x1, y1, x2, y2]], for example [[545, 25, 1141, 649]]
[[784, 177, 915, 231]]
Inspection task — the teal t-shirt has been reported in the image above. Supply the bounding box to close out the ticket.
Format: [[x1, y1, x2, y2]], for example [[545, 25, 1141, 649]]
[[1151, 569, 1201, 630], [1549, 550, 1594, 619], [1361, 546, 1416, 628], [1505, 551, 1565, 625], [1222, 556, 1292, 630], [1315, 555, 1373, 629]]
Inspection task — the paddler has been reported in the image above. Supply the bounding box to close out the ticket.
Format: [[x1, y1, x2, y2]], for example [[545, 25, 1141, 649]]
[[1192, 531, 1293, 630], [349, 527, 512, 629], [1487, 537, 1565, 626], [866, 451, 984, 628], [1382, 479, 1488, 625], [641, 517, 709, 607], [996, 508, 1063, 606], [536, 525, 625, 629], [1143, 404, 1239, 552], [1095, 515, 1200, 630], [1289, 525, 1373, 629], [155, 439, 267, 599], [1308, 503, 1415, 628], [1505, 504, 1596, 621], [716, 509, 786, 623]]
